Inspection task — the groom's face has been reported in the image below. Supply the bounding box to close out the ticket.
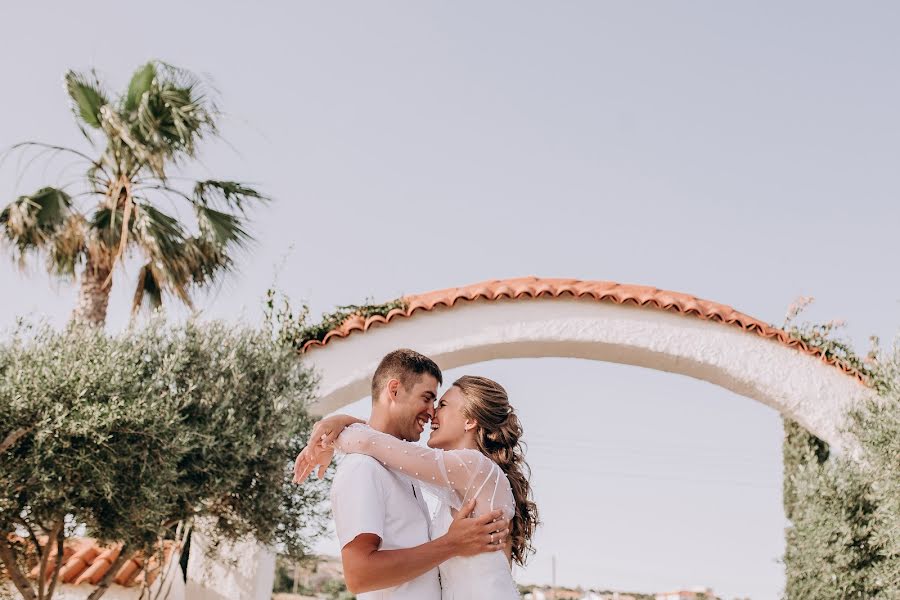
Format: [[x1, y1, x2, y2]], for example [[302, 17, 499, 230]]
[[391, 374, 439, 442]]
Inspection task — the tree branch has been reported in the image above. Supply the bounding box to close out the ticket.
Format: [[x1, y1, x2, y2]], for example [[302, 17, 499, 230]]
[[0, 426, 32, 453], [85, 543, 129, 600], [36, 521, 62, 600], [0, 536, 36, 600], [153, 522, 190, 600], [43, 528, 66, 600], [13, 517, 42, 565]]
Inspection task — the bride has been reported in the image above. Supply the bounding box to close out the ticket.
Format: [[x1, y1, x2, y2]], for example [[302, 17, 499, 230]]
[[294, 375, 539, 599]]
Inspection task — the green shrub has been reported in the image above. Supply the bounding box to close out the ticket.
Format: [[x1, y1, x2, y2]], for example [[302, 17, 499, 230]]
[[782, 420, 889, 598], [0, 317, 329, 600], [782, 323, 900, 598]]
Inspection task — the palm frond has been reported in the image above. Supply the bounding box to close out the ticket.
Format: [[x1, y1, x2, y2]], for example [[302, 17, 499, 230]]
[[1, 187, 74, 251], [90, 204, 132, 249], [129, 202, 196, 307], [100, 107, 164, 178], [1, 142, 107, 184], [124, 63, 156, 113], [64, 70, 109, 131], [126, 193, 255, 315], [181, 236, 234, 286], [27, 187, 71, 225], [134, 183, 193, 206], [131, 262, 163, 316], [195, 204, 252, 247], [4, 141, 96, 164], [47, 214, 87, 277], [193, 180, 268, 213], [130, 64, 217, 167], [130, 202, 188, 259]]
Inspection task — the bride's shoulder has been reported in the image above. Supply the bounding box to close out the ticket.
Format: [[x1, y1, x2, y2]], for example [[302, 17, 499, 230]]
[[445, 448, 499, 470], [445, 447, 484, 460]]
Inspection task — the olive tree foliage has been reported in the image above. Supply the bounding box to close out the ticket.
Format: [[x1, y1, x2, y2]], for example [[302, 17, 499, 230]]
[[782, 419, 889, 598], [782, 309, 899, 599], [847, 340, 900, 594], [0, 315, 329, 600]]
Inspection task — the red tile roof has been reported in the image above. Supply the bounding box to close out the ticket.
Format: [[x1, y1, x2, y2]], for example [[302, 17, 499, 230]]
[[21, 537, 177, 588], [300, 276, 863, 382]]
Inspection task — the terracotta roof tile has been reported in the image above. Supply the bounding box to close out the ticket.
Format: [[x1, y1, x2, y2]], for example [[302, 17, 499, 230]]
[[54, 543, 98, 583], [21, 537, 176, 589], [300, 276, 863, 382]]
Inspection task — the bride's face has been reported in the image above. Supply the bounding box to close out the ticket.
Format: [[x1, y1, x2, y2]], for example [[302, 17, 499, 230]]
[[427, 386, 471, 449]]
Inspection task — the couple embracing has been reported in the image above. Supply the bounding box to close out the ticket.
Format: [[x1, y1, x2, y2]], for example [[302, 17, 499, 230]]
[[293, 348, 539, 599]]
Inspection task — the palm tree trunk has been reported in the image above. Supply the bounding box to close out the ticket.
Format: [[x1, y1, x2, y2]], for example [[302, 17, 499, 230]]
[[71, 255, 112, 327]]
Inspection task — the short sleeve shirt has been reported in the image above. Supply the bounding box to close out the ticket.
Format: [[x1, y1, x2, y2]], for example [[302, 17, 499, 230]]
[[331, 454, 441, 600]]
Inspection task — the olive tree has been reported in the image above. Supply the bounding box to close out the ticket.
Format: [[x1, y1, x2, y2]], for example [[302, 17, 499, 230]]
[[0, 317, 328, 600], [782, 339, 900, 599]]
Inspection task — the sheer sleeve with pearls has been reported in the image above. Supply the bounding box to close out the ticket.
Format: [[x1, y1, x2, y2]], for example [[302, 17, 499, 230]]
[[333, 423, 515, 519]]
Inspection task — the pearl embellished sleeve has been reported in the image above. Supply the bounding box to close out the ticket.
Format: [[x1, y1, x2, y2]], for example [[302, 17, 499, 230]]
[[333, 424, 515, 519]]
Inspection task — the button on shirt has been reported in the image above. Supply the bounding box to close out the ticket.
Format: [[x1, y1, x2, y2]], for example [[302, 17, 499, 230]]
[[331, 454, 440, 600]]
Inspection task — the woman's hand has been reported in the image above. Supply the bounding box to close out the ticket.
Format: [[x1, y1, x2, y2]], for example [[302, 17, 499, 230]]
[[293, 443, 333, 482], [292, 414, 364, 483]]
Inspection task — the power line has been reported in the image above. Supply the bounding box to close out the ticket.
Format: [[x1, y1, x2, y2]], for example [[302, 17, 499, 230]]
[[528, 462, 781, 490]]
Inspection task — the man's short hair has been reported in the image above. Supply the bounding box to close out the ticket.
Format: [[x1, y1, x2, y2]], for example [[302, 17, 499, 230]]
[[371, 349, 442, 400]]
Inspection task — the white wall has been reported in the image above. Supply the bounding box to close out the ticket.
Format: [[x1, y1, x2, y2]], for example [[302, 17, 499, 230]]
[[184, 532, 274, 600]]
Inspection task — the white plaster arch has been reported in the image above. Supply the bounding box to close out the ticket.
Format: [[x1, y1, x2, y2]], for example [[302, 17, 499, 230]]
[[301, 279, 873, 450]]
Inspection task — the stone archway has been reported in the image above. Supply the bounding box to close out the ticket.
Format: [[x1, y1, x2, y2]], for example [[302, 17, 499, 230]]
[[300, 277, 872, 450]]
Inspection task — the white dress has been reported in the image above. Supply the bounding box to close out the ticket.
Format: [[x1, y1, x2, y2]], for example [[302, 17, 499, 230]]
[[334, 424, 520, 600]]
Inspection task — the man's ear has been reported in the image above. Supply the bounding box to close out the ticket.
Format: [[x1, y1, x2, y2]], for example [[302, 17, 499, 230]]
[[387, 378, 401, 403]]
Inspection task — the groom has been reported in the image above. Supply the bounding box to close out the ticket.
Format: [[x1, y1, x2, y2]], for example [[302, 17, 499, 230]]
[[293, 348, 509, 598]]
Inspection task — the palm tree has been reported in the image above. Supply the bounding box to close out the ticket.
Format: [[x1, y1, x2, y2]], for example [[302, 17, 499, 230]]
[[0, 61, 267, 327]]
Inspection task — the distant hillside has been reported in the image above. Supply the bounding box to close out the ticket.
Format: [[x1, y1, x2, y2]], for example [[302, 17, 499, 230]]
[[273, 555, 352, 600], [272, 555, 714, 600]]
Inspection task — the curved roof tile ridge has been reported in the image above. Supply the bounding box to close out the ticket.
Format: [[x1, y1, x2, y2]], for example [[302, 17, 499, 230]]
[[300, 276, 864, 382]]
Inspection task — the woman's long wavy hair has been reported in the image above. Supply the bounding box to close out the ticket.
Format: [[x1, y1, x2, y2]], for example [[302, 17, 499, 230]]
[[453, 375, 539, 565]]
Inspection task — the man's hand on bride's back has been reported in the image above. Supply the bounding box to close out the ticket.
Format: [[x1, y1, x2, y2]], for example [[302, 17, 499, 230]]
[[443, 499, 510, 557]]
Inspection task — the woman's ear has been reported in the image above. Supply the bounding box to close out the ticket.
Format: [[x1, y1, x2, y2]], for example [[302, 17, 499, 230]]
[[464, 418, 478, 432]]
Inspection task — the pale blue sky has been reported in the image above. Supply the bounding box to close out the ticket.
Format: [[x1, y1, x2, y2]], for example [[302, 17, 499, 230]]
[[2, 3, 899, 599]]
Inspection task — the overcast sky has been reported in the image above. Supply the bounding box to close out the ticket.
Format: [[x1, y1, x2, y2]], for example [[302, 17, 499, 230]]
[[2, 3, 899, 599]]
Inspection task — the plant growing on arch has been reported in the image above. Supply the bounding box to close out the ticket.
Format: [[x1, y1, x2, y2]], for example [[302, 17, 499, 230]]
[[1, 61, 267, 327]]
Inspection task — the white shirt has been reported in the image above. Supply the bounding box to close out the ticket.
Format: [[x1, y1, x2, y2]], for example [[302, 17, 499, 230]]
[[331, 453, 441, 600]]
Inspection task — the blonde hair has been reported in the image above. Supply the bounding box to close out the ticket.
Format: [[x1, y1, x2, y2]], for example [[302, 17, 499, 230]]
[[453, 375, 539, 565]]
